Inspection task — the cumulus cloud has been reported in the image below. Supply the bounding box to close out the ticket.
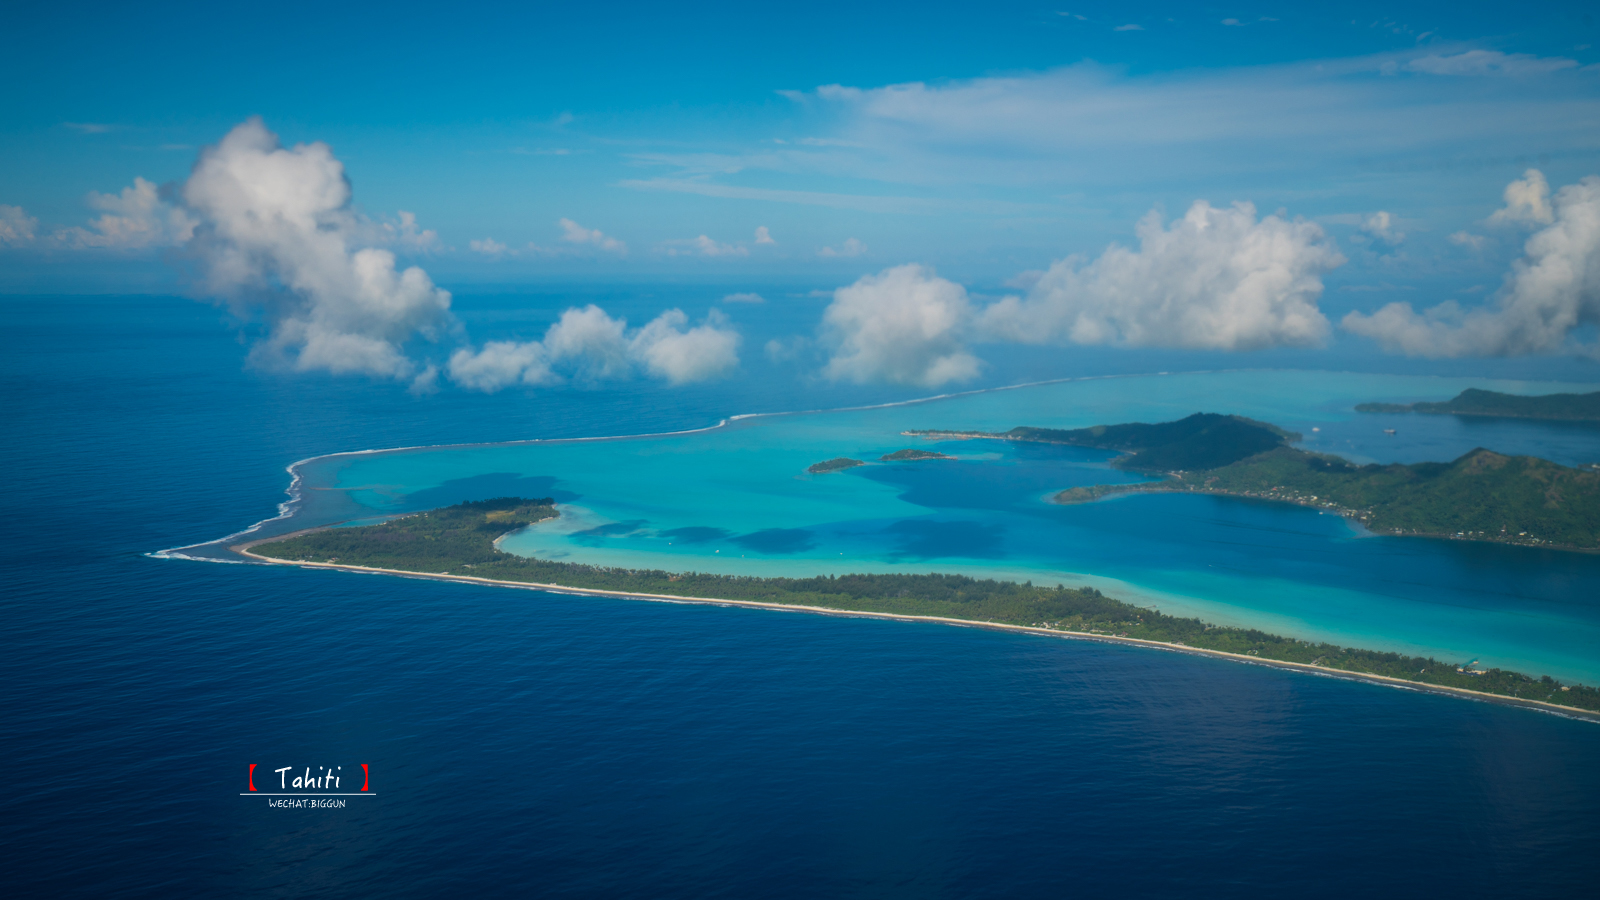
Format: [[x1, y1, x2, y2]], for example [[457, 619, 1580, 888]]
[[1450, 231, 1487, 251], [179, 118, 455, 379], [1343, 173, 1600, 358], [1361, 211, 1404, 245], [754, 225, 775, 244], [53, 177, 197, 249], [764, 336, 809, 362], [1405, 50, 1579, 77], [978, 200, 1343, 351], [665, 234, 748, 257], [632, 309, 743, 383], [0, 204, 38, 245], [722, 292, 765, 303], [559, 218, 626, 253], [470, 237, 509, 256], [1488, 169, 1554, 226], [818, 237, 866, 258], [821, 264, 981, 387], [382, 211, 439, 251], [447, 305, 740, 391]]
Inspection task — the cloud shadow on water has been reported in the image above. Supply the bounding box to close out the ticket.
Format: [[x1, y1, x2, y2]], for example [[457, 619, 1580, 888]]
[[403, 473, 581, 510], [659, 526, 733, 544], [730, 528, 817, 554], [883, 519, 1007, 560], [572, 520, 650, 541]]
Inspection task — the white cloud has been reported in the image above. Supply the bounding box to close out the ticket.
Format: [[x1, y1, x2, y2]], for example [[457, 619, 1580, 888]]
[[818, 237, 866, 257], [408, 364, 441, 395], [1362, 211, 1404, 245], [754, 225, 775, 244], [1405, 50, 1579, 77], [618, 178, 1030, 215], [54, 177, 197, 249], [764, 336, 809, 362], [448, 339, 556, 391], [1113, 24, 1144, 31], [979, 200, 1343, 351], [179, 117, 455, 379], [0, 204, 38, 245], [722, 292, 765, 303], [63, 122, 113, 134], [665, 234, 749, 257], [448, 305, 740, 391], [383, 211, 439, 251], [729, 56, 1600, 201], [470, 237, 509, 256], [821, 264, 981, 387], [1221, 18, 1242, 26], [1488, 169, 1554, 226], [1449, 231, 1486, 251], [1343, 174, 1600, 358], [632, 309, 742, 384], [558, 218, 626, 253]]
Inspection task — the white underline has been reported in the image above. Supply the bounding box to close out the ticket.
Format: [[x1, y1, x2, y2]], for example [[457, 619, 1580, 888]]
[[241, 793, 377, 796]]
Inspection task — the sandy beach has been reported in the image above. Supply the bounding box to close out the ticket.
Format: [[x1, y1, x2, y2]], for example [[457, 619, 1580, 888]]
[[232, 535, 1600, 724]]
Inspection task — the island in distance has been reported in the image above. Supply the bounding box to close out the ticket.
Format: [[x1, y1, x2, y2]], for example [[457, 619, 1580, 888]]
[[807, 457, 864, 474], [807, 449, 953, 474], [1356, 387, 1600, 421], [910, 413, 1600, 551]]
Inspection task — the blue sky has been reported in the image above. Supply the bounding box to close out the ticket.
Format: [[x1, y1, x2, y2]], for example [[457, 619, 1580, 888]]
[[3, 1, 1599, 390]]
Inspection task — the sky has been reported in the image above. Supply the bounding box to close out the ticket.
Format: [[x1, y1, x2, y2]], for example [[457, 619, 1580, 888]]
[[3, 1, 1599, 393]]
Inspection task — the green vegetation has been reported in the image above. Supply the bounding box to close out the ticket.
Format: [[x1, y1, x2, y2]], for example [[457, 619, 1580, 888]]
[[1357, 388, 1600, 421], [880, 449, 954, 461], [808, 457, 864, 474], [918, 411, 1600, 550], [1059, 444, 1600, 550], [909, 413, 1297, 472], [251, 497, 1599, 713]]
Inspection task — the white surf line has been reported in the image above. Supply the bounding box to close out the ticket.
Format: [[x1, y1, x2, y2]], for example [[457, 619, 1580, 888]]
[[229, 543, 1600, 724]]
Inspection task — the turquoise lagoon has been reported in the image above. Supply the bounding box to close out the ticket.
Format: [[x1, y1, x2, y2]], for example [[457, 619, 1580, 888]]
[[281, 371, 1600, 683]]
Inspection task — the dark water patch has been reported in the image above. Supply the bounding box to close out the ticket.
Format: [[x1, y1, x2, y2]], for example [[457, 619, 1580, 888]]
[[883, 519, 1008, 560], [859, 443, 1146, 511], [659, 526, 732, 544], [731, 528, 817, 554], [403, 473, 581, 510], [572, 519, 650, 540]]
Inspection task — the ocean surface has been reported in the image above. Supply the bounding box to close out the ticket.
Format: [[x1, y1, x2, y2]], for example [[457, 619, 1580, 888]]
[[5, 293, 1600, 897]]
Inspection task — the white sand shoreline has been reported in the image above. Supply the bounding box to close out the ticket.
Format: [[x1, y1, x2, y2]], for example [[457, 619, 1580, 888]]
[[232, 536, 1600, 725]]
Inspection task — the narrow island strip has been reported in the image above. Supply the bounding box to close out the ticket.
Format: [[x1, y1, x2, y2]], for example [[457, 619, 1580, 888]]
[[236, 497, 1600, 721], [1356, 387, 1600, 422]]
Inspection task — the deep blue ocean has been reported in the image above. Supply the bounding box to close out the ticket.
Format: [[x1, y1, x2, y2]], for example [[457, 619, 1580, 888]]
[[5, 293, 1600, 898]]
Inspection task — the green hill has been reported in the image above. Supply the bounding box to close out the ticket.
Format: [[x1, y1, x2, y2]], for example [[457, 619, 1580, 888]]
[[1003, 413, 1295, 472], [1184, 446, 1600, 548], [1032, 413, 1600, 550]]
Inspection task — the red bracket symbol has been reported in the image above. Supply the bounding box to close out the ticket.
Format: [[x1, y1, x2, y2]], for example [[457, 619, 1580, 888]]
[[361, 764, 369, 792], [248, 763, 257, 792]]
